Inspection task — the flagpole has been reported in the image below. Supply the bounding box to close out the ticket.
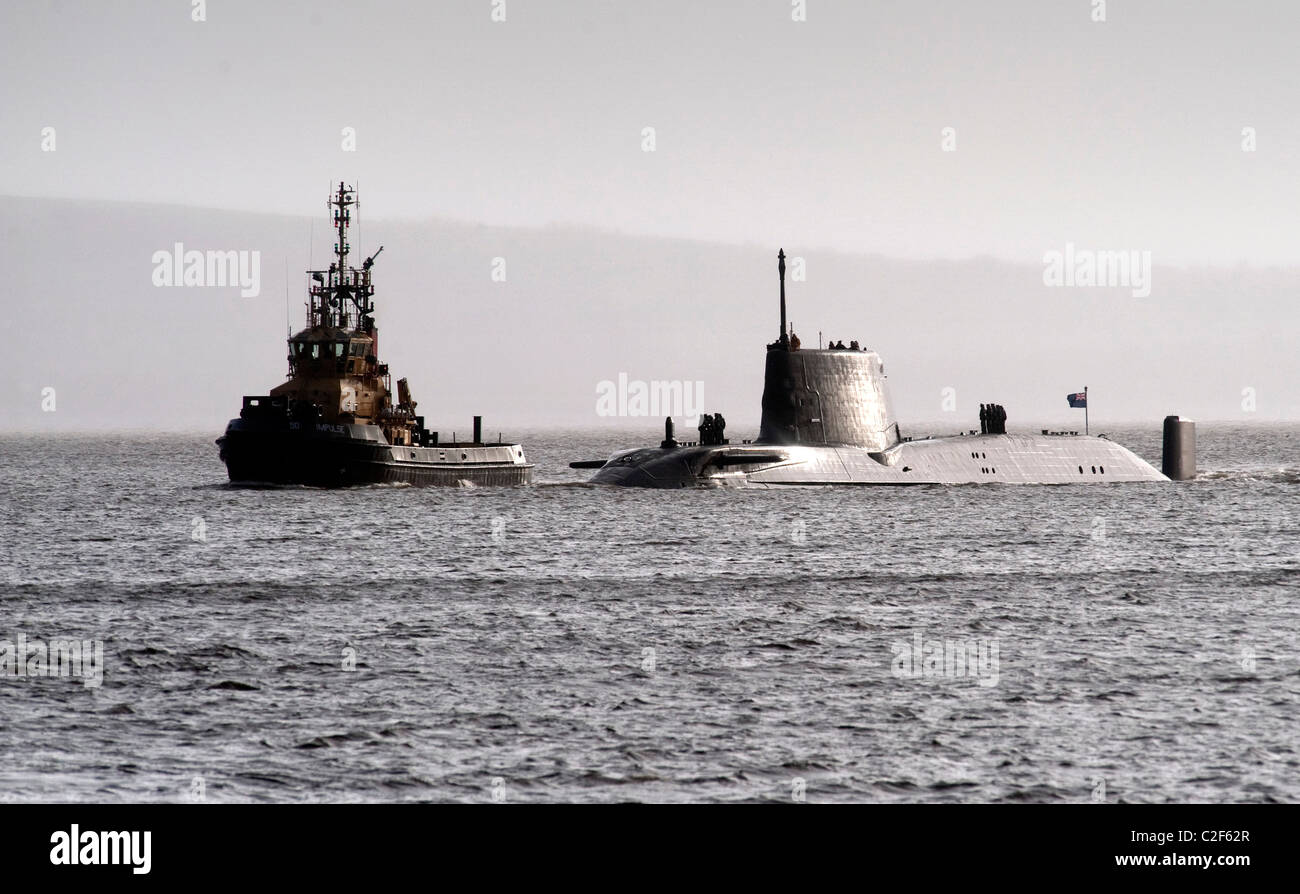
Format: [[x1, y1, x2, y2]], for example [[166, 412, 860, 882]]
[[1085, 386, 1089, 435]]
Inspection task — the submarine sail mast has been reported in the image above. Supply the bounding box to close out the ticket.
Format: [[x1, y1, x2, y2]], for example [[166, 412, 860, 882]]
[[778, 248, 789, 349]]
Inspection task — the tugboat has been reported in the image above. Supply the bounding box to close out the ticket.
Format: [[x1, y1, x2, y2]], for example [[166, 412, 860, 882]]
[[217, 182, 533, 486], [577, 249, 1179, 487]]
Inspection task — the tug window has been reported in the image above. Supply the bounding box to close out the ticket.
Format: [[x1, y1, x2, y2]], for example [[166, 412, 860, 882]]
[[311, 343, 321, 359], [334, 343, 345, 358]]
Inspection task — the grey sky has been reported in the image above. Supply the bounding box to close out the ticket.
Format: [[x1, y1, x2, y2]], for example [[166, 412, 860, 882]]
[[3, 0, 1298, 264], [1, 2, 1297, 433]]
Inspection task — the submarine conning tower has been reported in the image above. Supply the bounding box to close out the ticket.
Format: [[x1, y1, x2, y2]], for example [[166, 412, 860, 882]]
[[757, 249, 902, 451]]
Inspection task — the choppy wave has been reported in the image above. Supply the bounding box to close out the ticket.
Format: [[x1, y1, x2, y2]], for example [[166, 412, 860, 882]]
[[0, 426, 1296, 803], [1199, 467, 1300, 484]]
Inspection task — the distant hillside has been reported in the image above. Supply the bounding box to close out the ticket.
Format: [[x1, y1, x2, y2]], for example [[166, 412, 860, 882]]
[[3, 196, 1297, 433]]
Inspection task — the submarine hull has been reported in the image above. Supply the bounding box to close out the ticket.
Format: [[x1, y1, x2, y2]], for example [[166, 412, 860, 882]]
[[585, 253, 1177, 490], [589, 433, 1167, 487], [217, 418, 533, 487]]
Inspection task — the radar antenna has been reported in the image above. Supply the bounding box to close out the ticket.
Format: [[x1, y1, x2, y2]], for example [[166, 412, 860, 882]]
[[305, 183, 379, 330]]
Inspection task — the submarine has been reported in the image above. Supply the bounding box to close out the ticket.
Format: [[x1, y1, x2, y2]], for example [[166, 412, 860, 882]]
[[217, 182, 533, 487], [579, 250, 1186, 487]]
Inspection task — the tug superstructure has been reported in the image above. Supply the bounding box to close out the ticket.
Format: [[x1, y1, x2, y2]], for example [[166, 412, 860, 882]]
[[217, 183, 532, 486]]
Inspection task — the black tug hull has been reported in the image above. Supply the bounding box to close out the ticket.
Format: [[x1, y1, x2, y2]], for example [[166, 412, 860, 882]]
[[217, 419, 533, 487]]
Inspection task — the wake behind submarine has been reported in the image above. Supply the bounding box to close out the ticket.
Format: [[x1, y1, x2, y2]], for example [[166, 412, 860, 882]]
[[575, 250, 1194, 487]]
